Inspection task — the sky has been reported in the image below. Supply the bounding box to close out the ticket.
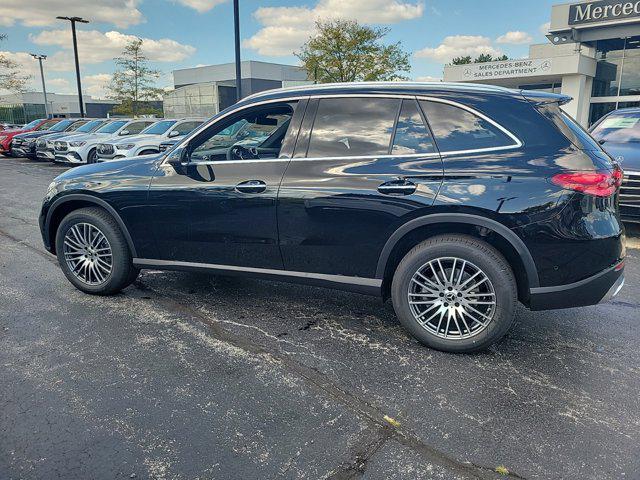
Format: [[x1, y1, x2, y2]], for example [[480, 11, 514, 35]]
[[0, 0, 561, 98]]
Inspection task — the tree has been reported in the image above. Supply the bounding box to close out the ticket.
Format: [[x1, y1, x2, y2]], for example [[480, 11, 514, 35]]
[[107, 37, 163, 116], [451, 53, 509, 65], [296, 19, 411, 83], [0, 34, 30, 92], [451, 56, 473, 65]]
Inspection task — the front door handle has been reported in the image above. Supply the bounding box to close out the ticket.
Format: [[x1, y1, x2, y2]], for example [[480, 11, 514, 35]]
[[378, 180, 417, 195], [235, 180, 267, 194]]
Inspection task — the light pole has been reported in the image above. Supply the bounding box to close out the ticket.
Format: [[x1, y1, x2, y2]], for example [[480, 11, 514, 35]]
[[30, 54, 50, 118], [233, 0, 242, 101], [56, 16, 89, 117]]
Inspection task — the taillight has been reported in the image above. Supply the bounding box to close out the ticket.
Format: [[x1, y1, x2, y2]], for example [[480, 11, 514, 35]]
[[551, 169, 623, 197]]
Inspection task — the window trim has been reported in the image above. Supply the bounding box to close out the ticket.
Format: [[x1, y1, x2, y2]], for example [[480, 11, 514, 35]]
[[162, 93, 522, 165], [417, 96, 523, 156]]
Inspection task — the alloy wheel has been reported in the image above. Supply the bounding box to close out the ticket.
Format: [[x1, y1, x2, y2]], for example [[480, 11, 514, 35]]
[[63, 223, 113, 285], [407, 257, 496, 340]]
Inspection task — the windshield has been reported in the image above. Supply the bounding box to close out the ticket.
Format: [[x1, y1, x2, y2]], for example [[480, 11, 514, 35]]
[[591, 111, 640, 144], [141, 120, 176, 135], [23, 119, 43, 129], [50, 120, 75, 132], [96, 120, 127, 134], [76, 120, 104, 133], [36, 120, 59, 131]]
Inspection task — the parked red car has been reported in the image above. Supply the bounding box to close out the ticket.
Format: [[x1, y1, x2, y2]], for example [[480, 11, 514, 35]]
[[0, 118, 61, 156]]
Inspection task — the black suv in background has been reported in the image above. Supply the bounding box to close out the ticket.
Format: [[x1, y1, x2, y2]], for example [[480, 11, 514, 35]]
[[40, 83, 625, 353]]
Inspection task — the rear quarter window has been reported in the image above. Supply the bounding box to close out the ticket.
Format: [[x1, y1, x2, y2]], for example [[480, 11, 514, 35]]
[[537, 103, 603, 151], [419, 100, 517, 153]]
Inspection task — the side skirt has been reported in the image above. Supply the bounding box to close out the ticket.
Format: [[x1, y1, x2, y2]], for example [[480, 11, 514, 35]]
[[132, 258, 383, 296]]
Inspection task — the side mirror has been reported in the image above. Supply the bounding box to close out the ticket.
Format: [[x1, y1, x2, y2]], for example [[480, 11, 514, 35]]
[[166, 146, 188, 174], [119, 129, 130, 136], [168, 130, 181, 138]]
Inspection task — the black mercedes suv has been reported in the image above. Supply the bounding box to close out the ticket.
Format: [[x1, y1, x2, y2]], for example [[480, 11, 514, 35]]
[[40, 82, 626, 353]]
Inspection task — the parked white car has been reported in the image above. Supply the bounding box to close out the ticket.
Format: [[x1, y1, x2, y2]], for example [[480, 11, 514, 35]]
[[96, 118, 205, 161], [53, 118, 157, 164]]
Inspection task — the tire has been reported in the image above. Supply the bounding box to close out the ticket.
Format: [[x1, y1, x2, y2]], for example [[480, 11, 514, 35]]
[[391, 235, 517, 353], [87, 148, 97, 164], [55, 207, 138, 295]]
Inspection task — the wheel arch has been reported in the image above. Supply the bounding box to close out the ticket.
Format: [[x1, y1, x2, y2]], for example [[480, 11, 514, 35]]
[[377, 214, 539, 303], [45, 194, 137, 257]]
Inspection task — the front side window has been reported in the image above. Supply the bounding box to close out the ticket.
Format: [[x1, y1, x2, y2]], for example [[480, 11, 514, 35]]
[[66, 120, 88, 131], [76, 120, 105, 133], [190, 102, 294, 162], [50, 120, 75, 132], [306, 98, 399, 158], [96, 120, 127, 134], [37, 120, 59, 131], [172, 121, 202, 136], [591, 111, 640, 144], [420, 101, 515, 152], [142, 120, 176, 135], [392, 100, 436, 155], [125, 121, 153, 135]]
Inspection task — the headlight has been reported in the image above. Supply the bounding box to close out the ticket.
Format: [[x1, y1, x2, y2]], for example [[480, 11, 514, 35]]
[[69, 141, 86, 147], [25, 138, 36, 145], [116, 143, 135, 150]]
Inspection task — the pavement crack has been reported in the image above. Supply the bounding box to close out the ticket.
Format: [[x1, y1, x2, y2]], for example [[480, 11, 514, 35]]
[[324, 425, 392, 479]]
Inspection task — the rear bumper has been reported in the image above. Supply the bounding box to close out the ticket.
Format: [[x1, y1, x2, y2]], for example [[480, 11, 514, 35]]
[[529, 261, 625, 311]]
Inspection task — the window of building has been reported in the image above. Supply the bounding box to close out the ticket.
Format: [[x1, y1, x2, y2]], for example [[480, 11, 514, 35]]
[[306, 97, 399, 158], [519, 83, 562, 94], [592, 36, 640, 98], [419, 100, 516, 152], [392, 100, 436, 155]]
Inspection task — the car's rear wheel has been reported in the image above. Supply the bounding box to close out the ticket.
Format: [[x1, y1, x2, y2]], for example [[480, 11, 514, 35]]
[[391, 235, 517, 353], [55, 207, 138, 295]]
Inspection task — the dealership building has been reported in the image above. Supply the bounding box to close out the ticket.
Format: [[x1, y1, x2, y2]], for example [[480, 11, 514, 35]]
[[164, 61, 311, 118], [444, 0, 640, 127]]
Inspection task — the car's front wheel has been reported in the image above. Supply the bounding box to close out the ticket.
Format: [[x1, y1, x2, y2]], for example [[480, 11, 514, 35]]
[[391, 235, 517, 353], [55, 207, 139, 295]]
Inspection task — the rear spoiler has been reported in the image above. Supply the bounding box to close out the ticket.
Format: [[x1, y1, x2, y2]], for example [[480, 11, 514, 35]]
[[520, 90, 572, 106]]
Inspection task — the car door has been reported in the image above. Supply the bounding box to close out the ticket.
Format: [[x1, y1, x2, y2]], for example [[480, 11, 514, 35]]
[[145, 99, 306, 269], [277, 96, 444, 279]]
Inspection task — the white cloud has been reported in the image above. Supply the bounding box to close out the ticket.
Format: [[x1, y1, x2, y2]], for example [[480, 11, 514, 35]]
[[539, 22, 551, 36], [244, 0, 424, 57], [30, 29, 196, 65], [414, 75, 442, 82], [47, 77, 72, 93], [495, 31, 533, 45], [174, 0, 228, 13], [415, 35, 503, 63], [83, 73, 112, 98], [0, 0, 144, 28]]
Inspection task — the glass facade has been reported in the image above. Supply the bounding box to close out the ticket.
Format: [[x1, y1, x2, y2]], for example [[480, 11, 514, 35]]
[[590, 36, 640, 125], [0, 103, 46, 124]]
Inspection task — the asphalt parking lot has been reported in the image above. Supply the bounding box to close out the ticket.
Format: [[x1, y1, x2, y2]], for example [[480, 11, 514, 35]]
[[1, 157, 639, 480]]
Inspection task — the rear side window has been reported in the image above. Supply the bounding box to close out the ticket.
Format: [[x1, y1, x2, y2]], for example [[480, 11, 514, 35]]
[[420, 100, 516, 152], [173, 121, 202, 136], [392, 100, 436, 155], [306, 98, 398, 158], [536, 103, 602, 151]]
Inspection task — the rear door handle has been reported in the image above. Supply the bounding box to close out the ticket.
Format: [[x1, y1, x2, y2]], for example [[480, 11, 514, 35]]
[[378, 180, 417, 195], [235, 180, 267, 194]]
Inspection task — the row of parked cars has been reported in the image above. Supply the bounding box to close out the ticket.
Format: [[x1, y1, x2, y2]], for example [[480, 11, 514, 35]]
[[0, 116, 205, 164]]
